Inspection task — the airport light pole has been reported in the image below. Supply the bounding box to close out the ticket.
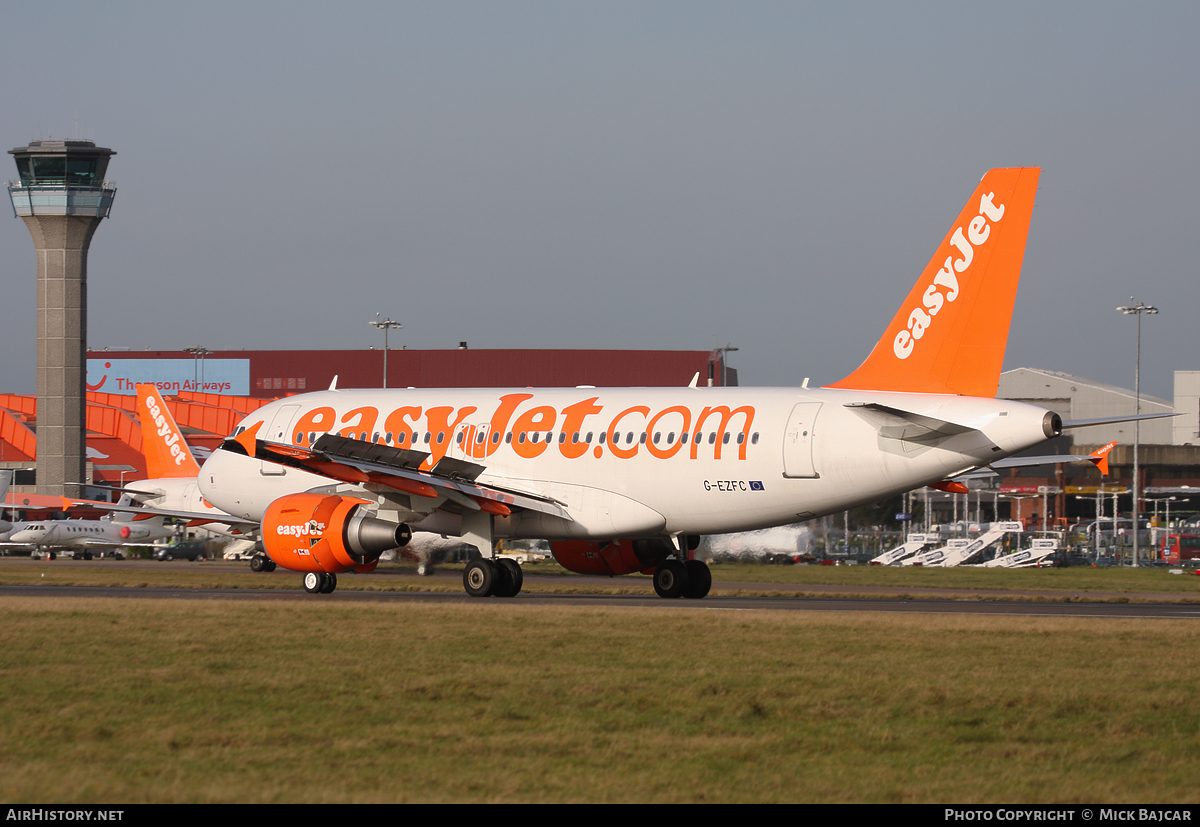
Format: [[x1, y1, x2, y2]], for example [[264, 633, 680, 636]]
[[369, 315, 402, 389], [184, 346, 211, 393], [716, 344, 738, 387], [1117, 299, 1157, 567]]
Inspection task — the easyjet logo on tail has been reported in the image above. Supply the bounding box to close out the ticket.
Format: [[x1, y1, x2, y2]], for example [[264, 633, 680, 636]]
[[137, 384, 202, 478], [145, 395, 188, 466], [893, 191, 1006, 360], [827, 167, 1039, 398]]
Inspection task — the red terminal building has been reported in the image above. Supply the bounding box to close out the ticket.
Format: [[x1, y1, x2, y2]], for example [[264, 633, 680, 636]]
[[0, 348, 732, 500]]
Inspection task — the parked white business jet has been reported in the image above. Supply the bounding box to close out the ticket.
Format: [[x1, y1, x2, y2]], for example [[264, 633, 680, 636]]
[[10, 514, 174, 559], [196, 168, 1140, 598]]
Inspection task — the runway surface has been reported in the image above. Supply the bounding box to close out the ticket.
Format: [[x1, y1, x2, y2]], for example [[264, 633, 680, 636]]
[[4, 581, 1199, 619]]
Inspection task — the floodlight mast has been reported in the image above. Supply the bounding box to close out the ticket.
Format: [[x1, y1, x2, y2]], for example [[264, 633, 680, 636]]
[[1116, 298, 1158, 567], [369, 315, 403, 389]]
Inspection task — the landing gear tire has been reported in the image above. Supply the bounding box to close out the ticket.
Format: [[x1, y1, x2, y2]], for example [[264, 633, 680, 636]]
[[463, 558, 497, 597], [653, 560, 690, 599], [494, 558, 524, 597], [303, 571, 323, 594], [250, 555, 266, 572], [320, 572, 337, 594], [683, 560, 712, 599]]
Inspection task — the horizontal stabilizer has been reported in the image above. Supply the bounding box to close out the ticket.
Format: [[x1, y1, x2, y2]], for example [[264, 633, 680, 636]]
[[988, 441, 1116, 474], [1061, 412, 1176, 429]]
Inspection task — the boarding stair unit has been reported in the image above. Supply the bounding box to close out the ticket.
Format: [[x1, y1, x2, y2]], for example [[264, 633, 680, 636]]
[[871, 533, 935, 566], [903, 522, 1024, 567], [978, 537, 1059, 568], [932, 521, 1024, 567]]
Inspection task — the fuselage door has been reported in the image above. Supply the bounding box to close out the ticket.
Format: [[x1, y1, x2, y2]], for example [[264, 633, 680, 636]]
[[782, 402, 821, 478], [261, 404, 299, 476]]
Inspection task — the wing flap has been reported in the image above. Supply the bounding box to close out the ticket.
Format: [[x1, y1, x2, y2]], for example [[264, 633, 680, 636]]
[[235, 435, 571, 522]]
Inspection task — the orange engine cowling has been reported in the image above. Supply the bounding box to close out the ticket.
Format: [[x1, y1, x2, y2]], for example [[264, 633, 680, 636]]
[[262, 492, 412, 574]]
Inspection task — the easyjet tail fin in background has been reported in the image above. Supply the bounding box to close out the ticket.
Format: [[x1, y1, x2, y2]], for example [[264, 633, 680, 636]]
[[136, 384, 202, 479], [827, 167, 1040, 398]]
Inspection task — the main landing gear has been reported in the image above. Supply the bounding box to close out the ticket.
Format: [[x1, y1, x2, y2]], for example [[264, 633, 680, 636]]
[[303, 571, 338, 594], [463, 557, 524, 598], [653, 559, 712, 599], [249, 553, 277, 572]]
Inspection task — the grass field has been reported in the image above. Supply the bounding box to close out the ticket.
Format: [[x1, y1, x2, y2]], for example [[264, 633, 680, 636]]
[[2, 595, 1199, 803], [3, 557, 1199, 600]]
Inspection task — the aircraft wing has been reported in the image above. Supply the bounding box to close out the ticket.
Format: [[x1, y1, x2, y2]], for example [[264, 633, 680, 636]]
[[73, 537, 147, 549], [228, 430, 572, 522], [74, 502, 260, 532]]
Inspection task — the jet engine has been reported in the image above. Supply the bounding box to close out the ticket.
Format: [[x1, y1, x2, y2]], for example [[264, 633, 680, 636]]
[[262, 492, 411, 575]]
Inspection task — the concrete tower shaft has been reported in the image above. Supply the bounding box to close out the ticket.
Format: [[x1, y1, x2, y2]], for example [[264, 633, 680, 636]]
[[8, 140, 116, 496]]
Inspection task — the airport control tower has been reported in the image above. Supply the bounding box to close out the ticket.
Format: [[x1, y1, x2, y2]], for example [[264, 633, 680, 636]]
[[7, 140, 116, 496]]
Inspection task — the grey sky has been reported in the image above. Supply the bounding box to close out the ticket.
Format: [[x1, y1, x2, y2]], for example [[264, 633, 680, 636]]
[[1, 1, 1195, 400]]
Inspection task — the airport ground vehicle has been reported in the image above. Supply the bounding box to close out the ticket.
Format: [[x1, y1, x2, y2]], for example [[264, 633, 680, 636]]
[[153, 542, 209, 561], [1161, 533, 1200, 565]]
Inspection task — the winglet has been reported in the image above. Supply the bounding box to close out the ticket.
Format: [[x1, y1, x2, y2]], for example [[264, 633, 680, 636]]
[[827, 168, 1040, 397], [1089, 441, 1116, 476], [137, 385, 202, 479]]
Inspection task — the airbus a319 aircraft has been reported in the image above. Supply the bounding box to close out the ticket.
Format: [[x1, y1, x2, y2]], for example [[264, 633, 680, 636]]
[[197, 168, 1128, 598]]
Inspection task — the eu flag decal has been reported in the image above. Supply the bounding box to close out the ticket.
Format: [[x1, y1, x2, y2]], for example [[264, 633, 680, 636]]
[[749, 481, 764, 491]]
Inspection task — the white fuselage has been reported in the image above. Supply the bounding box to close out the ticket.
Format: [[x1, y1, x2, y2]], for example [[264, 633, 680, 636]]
[[125, 476, 234, 526], [198, 386, 1056, 541]]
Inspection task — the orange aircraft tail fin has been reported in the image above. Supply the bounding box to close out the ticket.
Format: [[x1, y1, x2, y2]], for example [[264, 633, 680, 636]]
[[827, 167, 1040, 397], [1089, 441, 1116, 476], [137, 384, 202, 479]]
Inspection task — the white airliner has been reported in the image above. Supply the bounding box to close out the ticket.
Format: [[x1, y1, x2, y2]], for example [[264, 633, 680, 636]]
[[87, 385, 253, 534], [195, 168, 1148, 598], [55, 385, 256, 558]]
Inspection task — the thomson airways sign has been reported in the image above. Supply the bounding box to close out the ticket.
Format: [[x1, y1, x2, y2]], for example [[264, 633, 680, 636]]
[[86, 359, 250, 396]]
